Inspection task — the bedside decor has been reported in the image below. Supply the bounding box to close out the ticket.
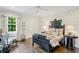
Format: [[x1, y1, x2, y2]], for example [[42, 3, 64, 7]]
[[50, 19, 63, 28]]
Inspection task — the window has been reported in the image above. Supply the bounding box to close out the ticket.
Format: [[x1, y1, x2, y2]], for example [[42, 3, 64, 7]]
[[8, 16, 16, 31]]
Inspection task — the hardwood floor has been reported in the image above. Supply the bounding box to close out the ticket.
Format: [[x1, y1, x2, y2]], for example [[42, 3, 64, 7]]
[[10, 39, 79, 53]]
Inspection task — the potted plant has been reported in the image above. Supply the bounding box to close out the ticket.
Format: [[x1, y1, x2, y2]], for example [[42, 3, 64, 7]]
[[50, 19, 62, 28]]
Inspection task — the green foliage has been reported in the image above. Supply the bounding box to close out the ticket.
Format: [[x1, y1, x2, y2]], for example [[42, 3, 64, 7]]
[[8, 17, 16, 31], [50, 19, 62, 28]]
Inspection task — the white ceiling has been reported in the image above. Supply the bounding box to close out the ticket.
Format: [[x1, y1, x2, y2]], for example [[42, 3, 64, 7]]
[[0, 6, 79, 16]]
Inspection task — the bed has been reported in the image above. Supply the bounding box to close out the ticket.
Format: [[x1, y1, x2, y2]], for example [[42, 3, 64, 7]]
[[32, 34, 65, 52], [32, 25, 65, 52]]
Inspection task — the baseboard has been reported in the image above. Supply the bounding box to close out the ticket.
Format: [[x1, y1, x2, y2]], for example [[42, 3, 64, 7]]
[[16, 35, 32, 42]]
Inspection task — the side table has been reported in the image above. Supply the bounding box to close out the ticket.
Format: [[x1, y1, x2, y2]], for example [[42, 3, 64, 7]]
[[66, 35, 78, 49]]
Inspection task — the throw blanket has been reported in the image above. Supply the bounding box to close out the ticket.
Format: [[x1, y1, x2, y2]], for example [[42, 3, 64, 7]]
[[49, 36, 63, 47], [50, 38, 60, 47], [42, 33, 63, 47]]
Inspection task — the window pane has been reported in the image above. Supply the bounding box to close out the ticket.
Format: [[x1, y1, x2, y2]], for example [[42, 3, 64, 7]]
[[8, 16, 16, 31]]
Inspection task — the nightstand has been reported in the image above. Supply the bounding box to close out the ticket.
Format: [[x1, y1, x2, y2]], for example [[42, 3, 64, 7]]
[[65, 35, 78, 49]]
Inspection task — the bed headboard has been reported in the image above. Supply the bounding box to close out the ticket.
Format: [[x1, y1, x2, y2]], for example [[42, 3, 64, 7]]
[[49, 24, 65, 36]]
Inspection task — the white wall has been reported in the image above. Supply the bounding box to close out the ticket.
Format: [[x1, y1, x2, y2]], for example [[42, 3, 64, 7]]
[[0, 16, 1, 29], [22, 15, 42, 39]]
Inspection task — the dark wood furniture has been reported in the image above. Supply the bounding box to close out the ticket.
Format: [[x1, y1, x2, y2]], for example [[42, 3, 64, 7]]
[[66, 35, 78, 49]]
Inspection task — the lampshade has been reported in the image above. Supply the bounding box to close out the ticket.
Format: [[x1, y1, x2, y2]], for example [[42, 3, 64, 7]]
[[65, 25, 78, 36], [66, 25, 74, 30], [43, 26, 49, 31]]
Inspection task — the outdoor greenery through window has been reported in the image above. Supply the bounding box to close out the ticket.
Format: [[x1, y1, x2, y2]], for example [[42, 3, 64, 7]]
[[8, 17, 16, 31]]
